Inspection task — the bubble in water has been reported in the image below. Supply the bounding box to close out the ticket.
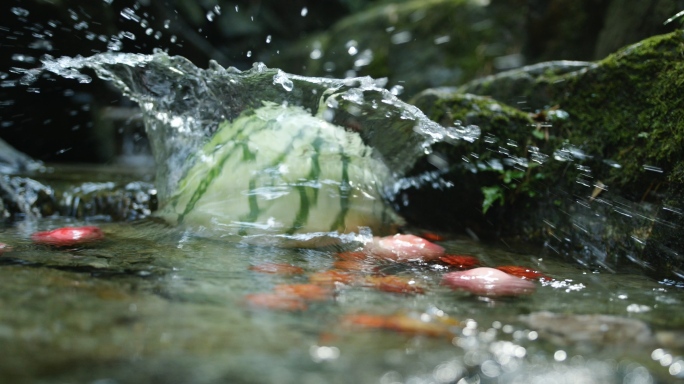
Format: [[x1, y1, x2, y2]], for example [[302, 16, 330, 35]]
[[273, 70, 293, 91], [266, 35, 272, 44], [145, 28, 154, 36], [246, 51, 252, 58], [214, 5, 221, 15], [163, 20, 171, 29], [206, 11, 215, 22], [11, 7, 29, 17], [301, 7, 308, 17], [103, 0, 114, 4], [170, 35, 177, 43]]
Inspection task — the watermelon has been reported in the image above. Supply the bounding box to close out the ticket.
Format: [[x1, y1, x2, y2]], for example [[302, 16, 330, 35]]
[[158, 102, 402, 239]]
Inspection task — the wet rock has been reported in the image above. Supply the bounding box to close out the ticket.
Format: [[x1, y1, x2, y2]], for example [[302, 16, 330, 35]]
[[410, 31, 684, 277], [55, 181, 157, 222], [0, 173, 157, 222], [593, 0, 684, 59], [520, 311, 654, 349], [0, 138, 42, 174], [0, 176, 54, 219]]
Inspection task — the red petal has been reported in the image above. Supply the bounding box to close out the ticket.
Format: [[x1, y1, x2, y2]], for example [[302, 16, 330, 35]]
[[31, 226, 104, 247], [496, 265, 551, 280], [438, 255, 480, 269]]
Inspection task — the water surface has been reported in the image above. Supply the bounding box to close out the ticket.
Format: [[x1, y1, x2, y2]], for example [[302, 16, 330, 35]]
[[1, 168, 683, 383]]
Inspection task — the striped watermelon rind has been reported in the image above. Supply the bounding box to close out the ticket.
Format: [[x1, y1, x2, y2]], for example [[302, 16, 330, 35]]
[[157, 102, 402, 238]]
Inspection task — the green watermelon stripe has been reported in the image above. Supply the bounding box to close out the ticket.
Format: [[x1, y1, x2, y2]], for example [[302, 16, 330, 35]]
[[284, 127, 324, 234], [330, 149, 350, 232], [286, 185, 310, 235], [238, 127, 307, 234], [308, 132, 324, 205], [237, 178, 261, 236], [178, 121, 257, 223]]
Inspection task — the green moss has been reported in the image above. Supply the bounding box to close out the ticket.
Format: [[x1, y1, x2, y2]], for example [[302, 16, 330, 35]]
[[411, 31, 684, 276], [555, 31, 684, 189]]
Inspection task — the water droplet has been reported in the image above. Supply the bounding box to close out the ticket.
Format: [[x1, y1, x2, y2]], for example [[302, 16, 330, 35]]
[[73, 21, 89, 30], [273, 70, 293, 91], [206, 11, 215, 22], [301, 7, 308, 17], [120, 8, 140, 22], [266, 35, 272, 43], [390, 85, 404, 96], [253, 62, 267, 72], [235, 5, 239, 12], [11, 6, 30, 17], [391, 31, 412, 45], [145, 28, 154, 36], [11, 54, 36, 64], [246, 51, 252, 58], [214, 5, 221, 15], [309, 49, 322, 60], [553, 350, 567, 362], [154, 31, 162, 40], [120, 31, 136, 40], [323, 62, 336, 72], [643, 164, 663, 173], [434, 35, 450, 44], [170, 35, 177, 43], [353, 49, 373, 67], [108, 37, 123, 51], [163, 20, 171, 29]]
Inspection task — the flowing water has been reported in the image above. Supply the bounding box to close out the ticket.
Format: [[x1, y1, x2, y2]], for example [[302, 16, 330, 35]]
[[2, 199, 684, 383]]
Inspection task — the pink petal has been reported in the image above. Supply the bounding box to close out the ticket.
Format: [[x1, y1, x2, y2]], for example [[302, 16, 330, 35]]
[[364, 234, 445, 261], [442, 267, 536, 297]]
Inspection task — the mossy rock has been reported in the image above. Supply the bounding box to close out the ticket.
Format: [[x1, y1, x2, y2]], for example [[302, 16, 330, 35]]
[[410, 31, 684, 277]]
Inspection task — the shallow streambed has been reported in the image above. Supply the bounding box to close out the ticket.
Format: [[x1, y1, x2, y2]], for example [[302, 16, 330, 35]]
[[1, 172, 684, 384]]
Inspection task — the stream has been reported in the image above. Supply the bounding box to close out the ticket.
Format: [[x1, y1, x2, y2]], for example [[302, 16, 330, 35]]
[[2, 1, 684, 383]]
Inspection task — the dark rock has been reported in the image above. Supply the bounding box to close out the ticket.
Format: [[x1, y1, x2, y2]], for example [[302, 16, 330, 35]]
[[268, 0, 527, 98]]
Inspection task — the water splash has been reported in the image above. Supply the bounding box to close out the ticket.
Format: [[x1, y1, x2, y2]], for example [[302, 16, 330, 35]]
[[24, 50, 476, 239]]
